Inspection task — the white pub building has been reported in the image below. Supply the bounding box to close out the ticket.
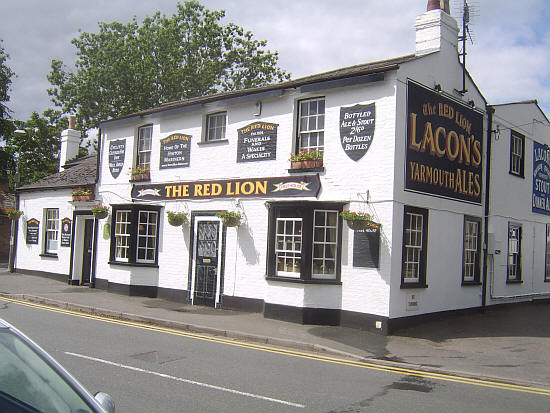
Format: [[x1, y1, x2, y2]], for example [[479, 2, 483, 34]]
[[12, 1, 550, 333]]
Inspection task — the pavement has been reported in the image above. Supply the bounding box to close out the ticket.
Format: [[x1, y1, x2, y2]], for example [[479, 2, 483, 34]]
[[1, 263, 549, 388]]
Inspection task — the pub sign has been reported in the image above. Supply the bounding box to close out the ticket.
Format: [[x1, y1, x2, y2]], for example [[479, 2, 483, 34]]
[[160, 134, 191, 169], [406, 81, 484, 204], [26, 219, 39, 245], [61, 217, 72, 247], [340, 103, 375, 161], [132, 175, 321, 200], [109, 139, 126, 178], [533, 141, 550, 215], [237, 122, 278, 163]]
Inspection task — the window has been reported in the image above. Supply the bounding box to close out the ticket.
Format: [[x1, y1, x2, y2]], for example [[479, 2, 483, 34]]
[[297, 97, 325, 153], [401, 206, 428, 288], [268, 203, 342, 282], [206, 112, 227, 141], [507, 223, 522, 282], [44, 208, 59, 254], [462, 216, 481, 284], [110, 205, 160, 266], [546, 225, 550, 282], [509, 130, 525, 177], [137, 125, 152, 168], [115, 210, 131, 262]]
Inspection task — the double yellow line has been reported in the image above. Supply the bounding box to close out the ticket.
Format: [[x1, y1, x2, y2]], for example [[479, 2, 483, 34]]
[[2, 296, 549, 397]]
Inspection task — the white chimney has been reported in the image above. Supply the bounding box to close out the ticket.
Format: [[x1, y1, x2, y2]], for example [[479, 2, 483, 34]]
[[59, 115, 80, 172], [415, 1, 458, 57]]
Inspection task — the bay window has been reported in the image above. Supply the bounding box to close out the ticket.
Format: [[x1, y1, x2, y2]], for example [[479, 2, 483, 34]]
[[267, 202, 342, 283]]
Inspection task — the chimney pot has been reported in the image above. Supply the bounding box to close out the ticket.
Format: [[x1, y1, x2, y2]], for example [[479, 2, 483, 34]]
[[68, 115, 76, 130], [427, 0, 441, 11]]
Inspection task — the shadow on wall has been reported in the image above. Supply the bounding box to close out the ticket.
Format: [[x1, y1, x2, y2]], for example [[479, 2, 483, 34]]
[[237, 223, 260, 265]]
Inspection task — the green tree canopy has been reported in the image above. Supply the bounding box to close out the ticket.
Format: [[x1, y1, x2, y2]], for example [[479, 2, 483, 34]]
[[3, 110, 68, 189], [48, 1, 290, 130], [0, 39, 16, 141]]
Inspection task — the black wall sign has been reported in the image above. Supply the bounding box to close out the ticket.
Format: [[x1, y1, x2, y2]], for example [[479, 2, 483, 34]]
[[109, 139, 126, 178], [132, 175, 321, 200], [406, 81, 484, 204], [26, 219, 39, 245], [352, 221, 381, 268], [160, 134, 191, 169], [237, 122, 278, 162], [61, 217, 71, 247], [340, 103, 376, 161]]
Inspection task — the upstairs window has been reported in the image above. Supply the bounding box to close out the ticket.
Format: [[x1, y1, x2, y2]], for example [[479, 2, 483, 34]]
[[137, 125, 152, 168], [44, 208, 59, 254], [509, 130, 525, 177], [297, 97, 325, 153], [206, 112, 227, 141]]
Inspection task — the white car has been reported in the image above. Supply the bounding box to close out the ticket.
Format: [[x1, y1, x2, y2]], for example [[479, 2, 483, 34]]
[[0, 317, 115, 413]]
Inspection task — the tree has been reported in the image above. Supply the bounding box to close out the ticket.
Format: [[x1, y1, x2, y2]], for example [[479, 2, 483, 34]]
[[3, 110, 68, 189], [0, 39, 16, 140], [48, 1, 290, 131]]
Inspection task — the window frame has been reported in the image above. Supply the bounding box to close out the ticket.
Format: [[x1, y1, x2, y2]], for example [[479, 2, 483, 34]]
[[136, 124, 153, 169], [507, 222, 522, 283], [295, 97, 325, 154], [205, 111, 227, 142], [401, 205, 428, 288], [509, 130, 525, 178], [462, 216, 482, 285], [266, 202, 343, 284], [43, 208, 59, 255], [545, 224, 550, 282], [109, 204, 161, 267]]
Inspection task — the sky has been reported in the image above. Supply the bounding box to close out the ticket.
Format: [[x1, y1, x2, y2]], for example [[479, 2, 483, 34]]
[[1, 0, 550, 121]]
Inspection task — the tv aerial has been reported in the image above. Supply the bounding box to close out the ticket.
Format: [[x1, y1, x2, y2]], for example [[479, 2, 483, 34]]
[[452, 0, 479, 95]]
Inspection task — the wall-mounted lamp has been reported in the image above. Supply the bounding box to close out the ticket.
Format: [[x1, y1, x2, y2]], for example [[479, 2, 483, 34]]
[[253, 101, 262, 117], [468, 100, 475, 107], [434, 83, 442, 92]]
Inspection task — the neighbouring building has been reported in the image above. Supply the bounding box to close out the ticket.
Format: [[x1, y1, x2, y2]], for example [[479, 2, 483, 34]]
[[12, 2, 550, 333], [0, 179, 15, 262]]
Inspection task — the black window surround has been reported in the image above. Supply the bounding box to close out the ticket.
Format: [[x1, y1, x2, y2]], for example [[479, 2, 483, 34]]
[[507, 222, 522, 283], [401, 205, 429, 289], [266, 201, 343, 284], [546, 224, 550, 282], [509, 130, 525, 178], [462, 215, 482, 285], [109, 204, 161, 267]]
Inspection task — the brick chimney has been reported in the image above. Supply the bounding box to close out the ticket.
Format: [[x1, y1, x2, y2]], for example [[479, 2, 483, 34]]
[[59, 115, 80, 172], [415, 0, 458, 56]]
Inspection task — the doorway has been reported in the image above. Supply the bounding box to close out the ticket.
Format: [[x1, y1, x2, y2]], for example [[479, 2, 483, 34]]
[[81, 219, 94, 285], [192, 220, 221, 307]]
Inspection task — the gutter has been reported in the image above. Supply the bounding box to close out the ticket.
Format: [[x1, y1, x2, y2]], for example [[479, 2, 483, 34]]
[[481, 106, 494, 308]]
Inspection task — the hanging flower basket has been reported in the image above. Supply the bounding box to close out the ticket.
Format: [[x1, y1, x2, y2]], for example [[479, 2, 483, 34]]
[[167, 211, 188, 227], [130, 165, 150, 182], [216, 210, 242, 227], [340, 210, 373, 231], [91, 204, 109, 219], [5, 208, 23, 220]]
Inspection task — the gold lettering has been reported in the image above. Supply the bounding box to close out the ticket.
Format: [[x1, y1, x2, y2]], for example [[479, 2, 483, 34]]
[[409, 113, 421, 151], [421, 122, 436, 154], [459, 134, 471, 165], [255, 181, 268, 195], [472, 138, 481, 167], [212, 183, 222, 196], [194, 185, 203, 196], [241, 181, 254, 195], [446, 131, 459, 161], [434, 127, 446, 157]]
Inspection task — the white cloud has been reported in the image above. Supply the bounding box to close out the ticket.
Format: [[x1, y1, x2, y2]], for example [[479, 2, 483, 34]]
[[1, 0, 550, 119]]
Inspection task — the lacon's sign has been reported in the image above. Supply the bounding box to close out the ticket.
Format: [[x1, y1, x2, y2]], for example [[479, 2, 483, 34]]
[[406, 81, 484, 204]]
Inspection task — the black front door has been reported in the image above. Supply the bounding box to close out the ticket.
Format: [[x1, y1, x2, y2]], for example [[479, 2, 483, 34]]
[[81, 219, 94, 285], [194, 221, 220, 306]]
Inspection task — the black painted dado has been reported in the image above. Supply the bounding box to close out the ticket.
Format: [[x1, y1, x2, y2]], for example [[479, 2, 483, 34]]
[[157, 287, 190, 303], [94, 279, 157, 298], [264, 303, 340, 326], [221, 295, 264, 313], [15, 268, 67, 283]]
